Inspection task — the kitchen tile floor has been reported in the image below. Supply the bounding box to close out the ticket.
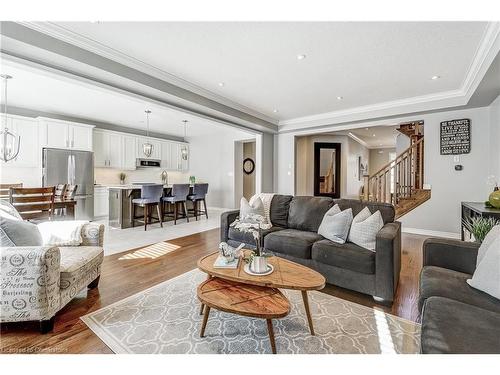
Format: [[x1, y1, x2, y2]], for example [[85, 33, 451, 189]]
[[96, 208, 225, 256]]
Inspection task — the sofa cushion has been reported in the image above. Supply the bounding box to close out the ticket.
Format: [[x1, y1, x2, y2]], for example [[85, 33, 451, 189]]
[[264, 229, 323, 259], [59, 246, 103, 305], [287, 196, 334, 232], [419, 266, 500, 314], [0, 215, 43, 247], [269, 194, 293, 228], [421, 296, 500, 354], [228, 226, 284, 245], [312, 239, 376, 274], [335, 199, 395, 224], [59, 246, 104, 274]]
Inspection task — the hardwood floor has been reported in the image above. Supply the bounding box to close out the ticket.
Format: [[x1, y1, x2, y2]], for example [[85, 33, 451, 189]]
[[0, 229, 426, 354]]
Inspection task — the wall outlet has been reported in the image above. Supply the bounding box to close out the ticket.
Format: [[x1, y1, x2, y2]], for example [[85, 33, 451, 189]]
[[423, 183, 432, 190], [453, 155, 460, 163]]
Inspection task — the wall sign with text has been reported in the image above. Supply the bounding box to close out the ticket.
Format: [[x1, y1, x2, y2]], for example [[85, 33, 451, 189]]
[[440, 118, 471, 155]]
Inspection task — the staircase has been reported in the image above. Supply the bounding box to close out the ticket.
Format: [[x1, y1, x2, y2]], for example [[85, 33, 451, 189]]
[[362, 121, 430, 219]]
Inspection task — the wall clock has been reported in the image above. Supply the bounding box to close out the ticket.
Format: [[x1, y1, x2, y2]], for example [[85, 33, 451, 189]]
[[243, 158, 255, 175]]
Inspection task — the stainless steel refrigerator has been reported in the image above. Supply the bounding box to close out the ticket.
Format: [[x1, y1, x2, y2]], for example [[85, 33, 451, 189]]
[[42, 148, 94, 221]]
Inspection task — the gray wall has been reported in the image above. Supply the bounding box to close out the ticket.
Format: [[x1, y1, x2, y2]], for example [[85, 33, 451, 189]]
[[369, 148, 396, 175], [400, 106, 492, 234]]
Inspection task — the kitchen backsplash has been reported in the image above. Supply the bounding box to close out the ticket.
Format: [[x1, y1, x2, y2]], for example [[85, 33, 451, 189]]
[[95, 168, 191, 185]]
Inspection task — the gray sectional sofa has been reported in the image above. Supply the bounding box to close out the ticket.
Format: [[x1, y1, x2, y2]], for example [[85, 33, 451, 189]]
[[221, 195, 401, 303], [419, 238, 500, 353]]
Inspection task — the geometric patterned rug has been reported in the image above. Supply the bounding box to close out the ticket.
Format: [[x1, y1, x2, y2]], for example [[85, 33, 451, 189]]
[[81, 269, 421, 354]]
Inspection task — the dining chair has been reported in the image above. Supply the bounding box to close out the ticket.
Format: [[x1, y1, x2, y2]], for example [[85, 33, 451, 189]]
[[132, 184, 164, 231], [187, 183, 209, 220], [0, 183, 22, 200], [54, 184, 67, 216], [63, 184, 78, 200], [162, 184, 190, 225], [9, 186, 56, 222]]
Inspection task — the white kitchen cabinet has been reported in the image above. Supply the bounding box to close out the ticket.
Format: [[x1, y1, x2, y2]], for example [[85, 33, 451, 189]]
[[93, 130, 107, 167], [94, 186, 109, 218], [160, 141, 189, 171], [122, 135, 137, 170], [39, 118, 93, 151], [93, 130, 122, 168], [0, 114, 39, 168]]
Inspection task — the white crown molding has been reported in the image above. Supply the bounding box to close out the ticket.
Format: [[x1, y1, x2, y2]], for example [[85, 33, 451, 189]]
[[346, 132, 369, 148], [17, 21, 279, 126], [279, 22, 500, 133]]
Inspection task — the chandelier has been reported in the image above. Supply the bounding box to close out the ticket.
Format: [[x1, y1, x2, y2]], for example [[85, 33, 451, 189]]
[[142, 110, 153, 157], [181, 120, 189, 161], [0, 75, 20, 162]]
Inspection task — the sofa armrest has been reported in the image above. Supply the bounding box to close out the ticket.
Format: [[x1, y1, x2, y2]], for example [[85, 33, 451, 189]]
[[220, 209, 240, 243], [0, 246, 61, 322], [375, 221, 402, 302], [423, 238, 479, 274], [81, 223, 105, 247]]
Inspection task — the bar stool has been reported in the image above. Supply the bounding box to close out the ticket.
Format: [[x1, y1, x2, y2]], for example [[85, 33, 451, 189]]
[[54, 184, 67, 216], [187, 183, 209, 220], [132, 184, 164, 231], [162, 184, 190, 225]]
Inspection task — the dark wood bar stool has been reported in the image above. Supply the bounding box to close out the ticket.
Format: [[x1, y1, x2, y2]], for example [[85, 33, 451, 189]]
[[0, 183, 23, 200], [9, 186, 55, 222], [162, 184, 190, 225], [187, 183, 209, 220], [132, 184, 164, 231]]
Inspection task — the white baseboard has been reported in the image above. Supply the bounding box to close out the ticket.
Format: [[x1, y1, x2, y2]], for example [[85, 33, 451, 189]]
[[402, 227, 460, 239], [207, 206, 233, 211]]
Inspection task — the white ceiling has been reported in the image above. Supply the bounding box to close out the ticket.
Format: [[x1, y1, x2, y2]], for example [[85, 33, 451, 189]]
[[49, 21, 489, 121], [349, 125, 398, 148], [0, 60, 255, 139]]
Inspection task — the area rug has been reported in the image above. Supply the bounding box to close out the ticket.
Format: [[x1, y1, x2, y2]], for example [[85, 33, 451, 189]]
[[81, 270, 420, 354]]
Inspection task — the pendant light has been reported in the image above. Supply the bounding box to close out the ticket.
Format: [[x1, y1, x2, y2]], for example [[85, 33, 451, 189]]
[[142, 110, 153, 157], [181, 120, 189, 161], [0, 74, 20, 162]]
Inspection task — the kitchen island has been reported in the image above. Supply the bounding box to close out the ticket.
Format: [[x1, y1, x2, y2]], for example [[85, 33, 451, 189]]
[[106, 184, 195, 229]]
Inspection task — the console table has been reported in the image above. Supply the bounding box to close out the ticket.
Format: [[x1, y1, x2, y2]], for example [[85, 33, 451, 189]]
[[461, 201, 500, 240]]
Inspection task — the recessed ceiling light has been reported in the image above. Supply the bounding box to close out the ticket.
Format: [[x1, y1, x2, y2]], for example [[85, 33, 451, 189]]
[[273, 109, 279, 113], [365, 128, 369, 131], [336, 96, 343, 100], [431, 75, 441, 80], [372, 134, 376, 137], [297, 54, 306, 60], [218, 82, 225, 87]]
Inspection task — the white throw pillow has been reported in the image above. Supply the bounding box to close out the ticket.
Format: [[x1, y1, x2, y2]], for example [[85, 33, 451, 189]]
[[348, 208, 384, 251], [467, 233, 500, 300], [318, 205, 353, 244], [476, 225, 500, 265], [240, 197, 265, 219], [37, 220, 87, 246], [249, 193, 275, 225]]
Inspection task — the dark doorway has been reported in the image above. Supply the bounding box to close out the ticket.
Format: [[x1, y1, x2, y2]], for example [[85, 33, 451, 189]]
[[314, 142, 341, 198]]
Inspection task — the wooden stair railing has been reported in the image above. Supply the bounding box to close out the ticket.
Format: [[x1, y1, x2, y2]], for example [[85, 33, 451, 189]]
[[363, 137, 424, 207]]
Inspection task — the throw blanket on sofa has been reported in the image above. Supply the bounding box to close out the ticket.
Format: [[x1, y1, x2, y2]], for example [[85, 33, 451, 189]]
[[37, 220, 88, 246]]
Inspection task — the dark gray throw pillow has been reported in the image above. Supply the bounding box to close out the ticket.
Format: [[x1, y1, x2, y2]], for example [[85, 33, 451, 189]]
[[0, 216, 43, 247]]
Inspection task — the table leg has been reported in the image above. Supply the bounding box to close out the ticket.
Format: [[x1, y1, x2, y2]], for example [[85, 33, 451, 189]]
[[301, 290, 315, 335], [66, 204, 75, 220], [200, 306, 211, 338], [266, 319, 277, 354], [199, 303, 205, 315]]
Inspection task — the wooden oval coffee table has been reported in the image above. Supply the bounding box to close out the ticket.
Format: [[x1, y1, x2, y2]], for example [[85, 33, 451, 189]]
[[198, 251, 326, 335], [197, 277, 290, 354]]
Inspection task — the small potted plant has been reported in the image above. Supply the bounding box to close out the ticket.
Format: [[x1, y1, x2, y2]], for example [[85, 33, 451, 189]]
[[463, 216, 500, 243], [189, 175, 196, 185], [119, 172, 126, 185], [231, 214, 272, 274]]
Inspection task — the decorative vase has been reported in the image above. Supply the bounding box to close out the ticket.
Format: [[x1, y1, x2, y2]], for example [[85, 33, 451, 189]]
[[489, 190, 500, 209], [250, 256, 268, 274]]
